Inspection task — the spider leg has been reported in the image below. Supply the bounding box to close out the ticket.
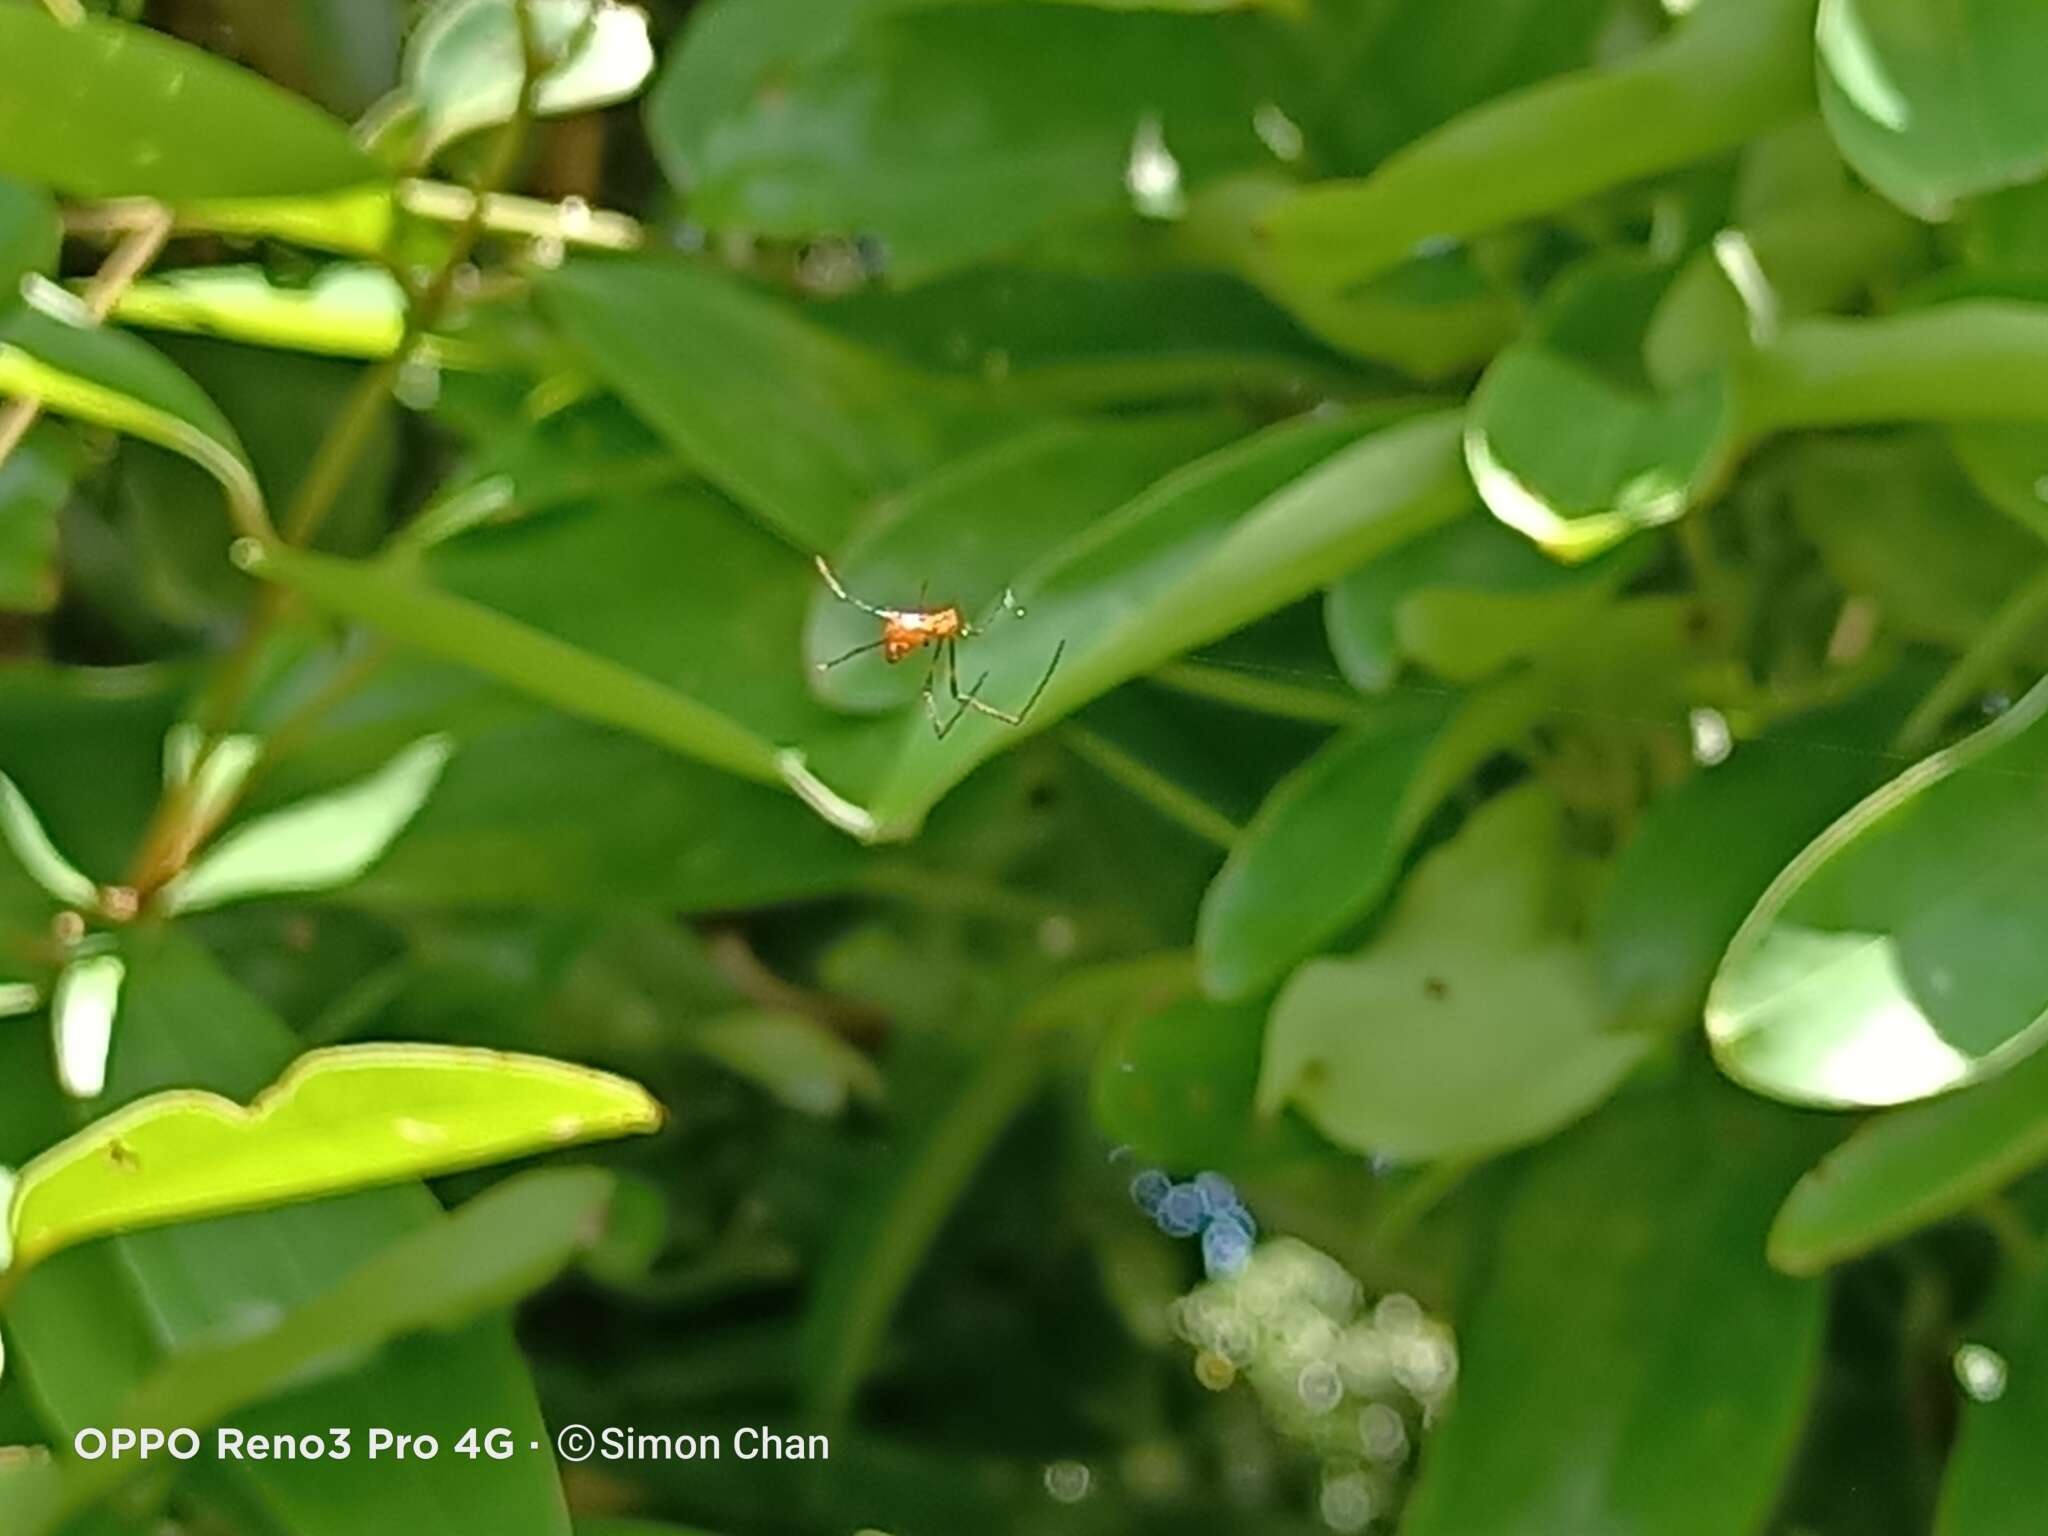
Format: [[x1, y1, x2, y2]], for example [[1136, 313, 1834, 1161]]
[[814, 555, 892, 618], [961, 585, 1028, 637], [943, 636, 992, 706], [817, 637, 888, 671], [957, 639, 1066, 726], [923, 645, 975, 739]]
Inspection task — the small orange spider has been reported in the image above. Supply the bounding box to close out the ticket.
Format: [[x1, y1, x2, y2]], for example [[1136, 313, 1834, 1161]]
[[814, 556, 1065, 739]]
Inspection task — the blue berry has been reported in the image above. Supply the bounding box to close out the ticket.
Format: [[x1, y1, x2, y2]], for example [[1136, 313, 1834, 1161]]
[[1156, 1182, 1206, 1238], [1192, 1170, 1239, 1216], [1202, 1212, 1254, 1278], [1129, 1168, 1171, 1216]]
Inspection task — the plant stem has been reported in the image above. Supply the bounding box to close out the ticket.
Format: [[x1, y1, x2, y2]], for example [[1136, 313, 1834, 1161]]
[[1059, 724, 1241, 850], [1894, 562, 2048, 755], [1152, 660, 1363, 725], [122, 4, 550, 900], [0, 204, 174, 470], [1368, 1157, 1474, 1254], [1977, 1195, 2042, 1276]]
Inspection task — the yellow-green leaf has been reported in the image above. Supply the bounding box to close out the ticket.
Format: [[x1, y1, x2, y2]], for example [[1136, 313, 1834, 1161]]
[[2, 1043, 663, 1280]]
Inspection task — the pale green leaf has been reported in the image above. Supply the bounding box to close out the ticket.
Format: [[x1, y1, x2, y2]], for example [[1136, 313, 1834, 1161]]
[[690, 1010, 883, 1118], [1261, 785, 1647, 1160], [49, 950, 124, 1103], [159, 735, 453, 914], [405, 0, 656, 159], [0, 771, 96, 909]]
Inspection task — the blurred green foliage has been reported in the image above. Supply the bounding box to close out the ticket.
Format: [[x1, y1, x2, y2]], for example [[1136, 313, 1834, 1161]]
[[5, 1, 2048, 1533]]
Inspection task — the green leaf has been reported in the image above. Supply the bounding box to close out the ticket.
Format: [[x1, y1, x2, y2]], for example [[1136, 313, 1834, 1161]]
[[540, 259, 1006, 549], [688, 1009, 883, 1118], [238, 540, 809, 805], [1708, 677, 2048, 1108], [1399, 1072, 1827, 1536], [0, 663, 183, 886], [347, 709, 873, 912], [4, 1037, 662, 1280], [1261, 785, 1647, 1161], [1769, 1042, 2048, 1275], [1092, 987, 1324, 1171], [1325, 508, 1648, 691], [0, 428, 71, 614], [1740, 302, 2048, 434], [1257, 0, 1816, 294], [103, 265, 409, 360], [1643, 192, 1923, 389], [802, 1027, 1050, 1420], [0, 294, 265, 540], [1949, 422, 2048, 546], [1048, 0, 1288, 8], [10, 1167, 618, 1536], [648, 0, 1274, 279], [861, 408, 1471, 835], [1936, 1266, 2048, 1535], [1181, 172, 1521, 379], [0, 178, 60, 307], [0, 8, 379, 199], [159, 735, 452, 914], [1285, 0, 1613, 176], [2, 932, 574, 1535], [1197, 684, 1547, 1000], [402, 0, 656, 160], [1817, 0, 2048, 220], [1593, 677, 1912, 1034], [816, 263, 1364, 409], [1465, 260, 1740, 562], [1787, 435, 2048, 654], [808, 414, 1244, 714]]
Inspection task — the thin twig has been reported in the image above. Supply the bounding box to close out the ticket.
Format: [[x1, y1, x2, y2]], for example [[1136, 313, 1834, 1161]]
[[1059, 723, 1241, 850], [1895, 563, 2048, 755], [0, 205, 175, 469]]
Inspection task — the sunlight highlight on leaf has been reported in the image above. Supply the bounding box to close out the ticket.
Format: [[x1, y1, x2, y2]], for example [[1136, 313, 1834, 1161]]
[[405, 0, 657, 159], [1709, 678, 2048, 1107], [49, 950, 124, 1100]]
